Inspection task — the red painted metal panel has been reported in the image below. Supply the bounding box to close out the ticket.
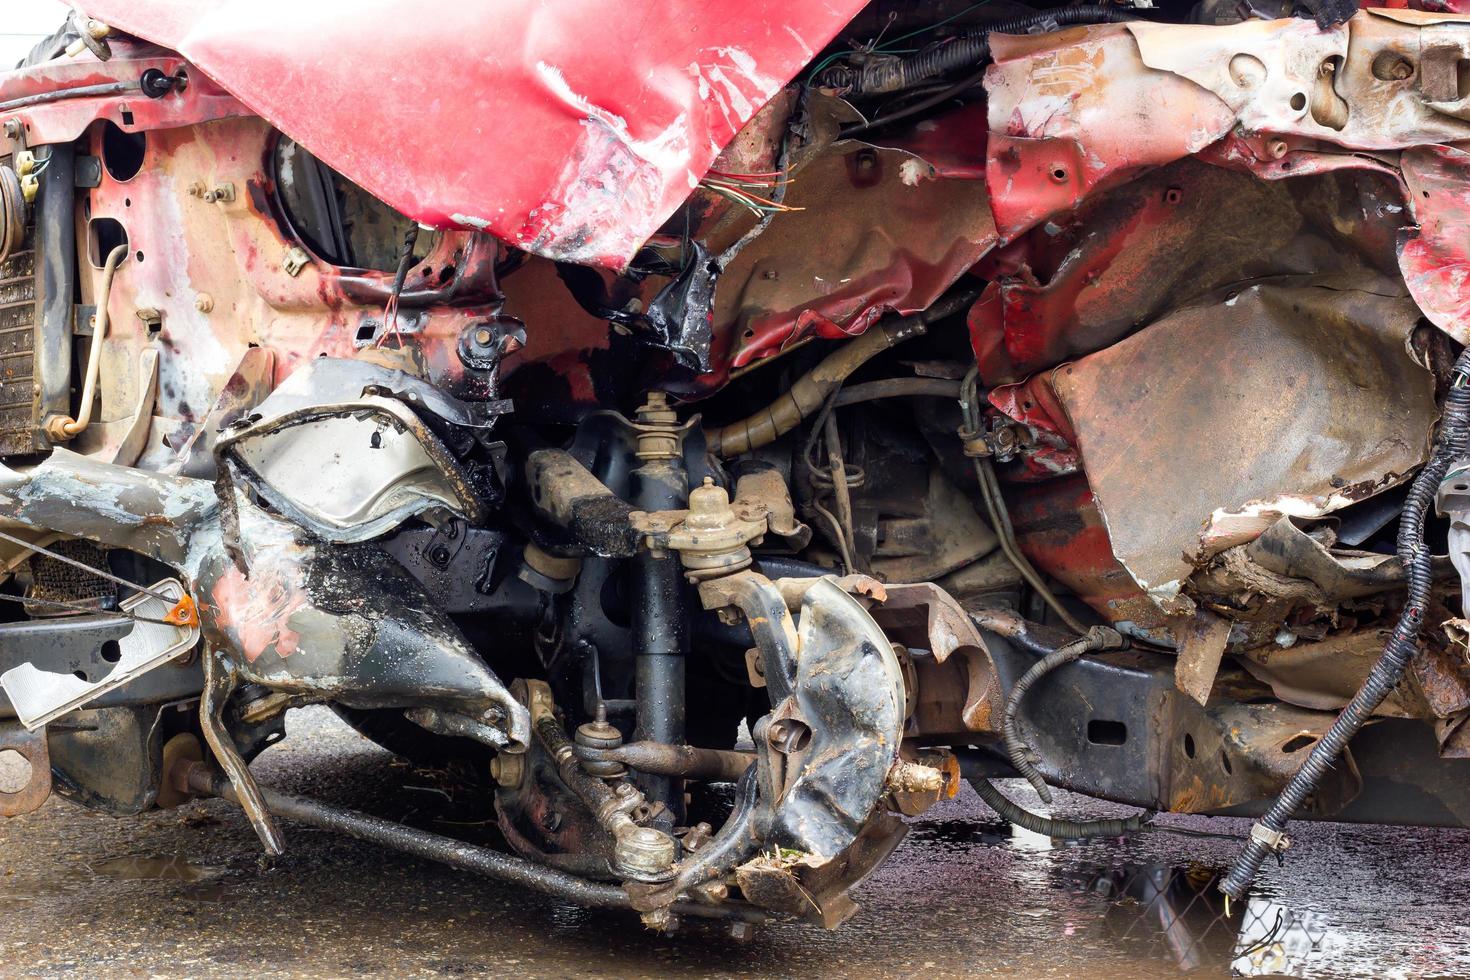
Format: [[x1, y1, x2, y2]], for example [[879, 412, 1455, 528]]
[[78, 0, 866, 270]]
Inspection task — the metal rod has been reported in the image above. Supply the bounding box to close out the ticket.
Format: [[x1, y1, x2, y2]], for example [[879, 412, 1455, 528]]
[[178, 760, 765, 922], [578, 741, 755, 782], [0, 526, 179, 606], [628, 412, 690, 823], [200, 650, 284, 855], [0, 80, 138, 113]]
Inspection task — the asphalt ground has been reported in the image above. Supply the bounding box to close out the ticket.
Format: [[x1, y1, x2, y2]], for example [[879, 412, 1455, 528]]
[[3, 706, 1468, 979]]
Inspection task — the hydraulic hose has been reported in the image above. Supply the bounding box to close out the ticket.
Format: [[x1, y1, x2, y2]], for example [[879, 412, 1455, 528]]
[[1002, 625, 1126, 803], [45, 243, 128, 441], [831, 377, 963, 406], [829, 6, 1135, 97], [969, 772, 1152, 839], [707, 287, 978, 456], [1219, 348, 1470, 901], [960, 368, 1089, 634]]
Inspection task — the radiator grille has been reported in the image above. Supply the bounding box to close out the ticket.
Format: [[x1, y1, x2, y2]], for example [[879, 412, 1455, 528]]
[[0, 243, 38, 457]]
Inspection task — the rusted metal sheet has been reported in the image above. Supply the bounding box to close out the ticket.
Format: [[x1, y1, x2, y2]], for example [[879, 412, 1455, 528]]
[[1049, 276, 1436, 615], [1175, 610, 1231, 707], [1238, 628, 1434, 718], [79, 0, 868, 269], [0, 722, 50, 817], [967, 159, 1385, 386], [1003, 473, 1169, 631], [1399, 143, 1470, 344], [0, 48, 250, 145], [1127, 12, 1470, 149], [713, 120, 997, 375], [983, 26, 1236, 240]]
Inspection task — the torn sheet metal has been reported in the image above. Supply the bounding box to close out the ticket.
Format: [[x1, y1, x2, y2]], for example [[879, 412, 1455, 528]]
[[713, 112, 998, 373], [1399, 144, 1470, 344], [968, 159, 1397, 385], [1128, 12, 1470, 149], [79, 0, 867, 269], [1175, 609, 1231, 707], [982, 13, 1470, 251], [1048, 275, 1436, 614], [0, 450, 530, 749], [1, 579, 198, 730], [214, 358, 499, 543], [983, 26, 1237, 240]]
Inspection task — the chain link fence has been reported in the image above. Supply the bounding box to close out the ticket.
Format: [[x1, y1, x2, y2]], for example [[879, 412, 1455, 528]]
[[1063, 862, 1330, 975]]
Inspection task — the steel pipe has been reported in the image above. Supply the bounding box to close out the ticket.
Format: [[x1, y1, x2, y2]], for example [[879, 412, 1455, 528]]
[[177, 760, 763, 922]]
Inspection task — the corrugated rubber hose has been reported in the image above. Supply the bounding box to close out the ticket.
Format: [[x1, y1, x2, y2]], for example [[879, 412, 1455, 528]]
[[1219, 347, 1470, 901], [970, 773, 1153, 840], [826, 6, 1135, 96], [1002, 625, 1127, 804]]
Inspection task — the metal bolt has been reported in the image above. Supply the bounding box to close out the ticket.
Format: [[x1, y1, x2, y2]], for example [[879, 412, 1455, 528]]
[[2, 120, 19, 141], [615, 826, 678, 880], [429, 545, 452, 566], [474, 326, 492, 346], [195, 294, 214, 313], [489, 753, 524, 788], [1267, 139, 1289, 160]]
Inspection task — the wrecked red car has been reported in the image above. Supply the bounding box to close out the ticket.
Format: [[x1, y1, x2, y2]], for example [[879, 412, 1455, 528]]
[[4, 0, 1470, 928]]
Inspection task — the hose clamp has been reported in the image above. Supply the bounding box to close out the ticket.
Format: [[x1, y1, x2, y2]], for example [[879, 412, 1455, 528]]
[[1249, 822, 1292, 853]]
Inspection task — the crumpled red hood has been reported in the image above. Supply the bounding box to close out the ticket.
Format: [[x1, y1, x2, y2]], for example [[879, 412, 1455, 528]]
[[78, 0, 863, 269]]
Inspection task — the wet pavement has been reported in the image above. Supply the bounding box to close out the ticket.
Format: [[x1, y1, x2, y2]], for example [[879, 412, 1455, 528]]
[[3, 706, 1470, 978]]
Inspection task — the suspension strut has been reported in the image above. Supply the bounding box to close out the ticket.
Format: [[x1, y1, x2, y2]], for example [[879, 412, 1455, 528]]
[[628, 392, 690, 823]]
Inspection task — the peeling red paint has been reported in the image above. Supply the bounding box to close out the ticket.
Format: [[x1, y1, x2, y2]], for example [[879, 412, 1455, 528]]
[[76, 0, 869, 270], [208, 556, 306, 664]]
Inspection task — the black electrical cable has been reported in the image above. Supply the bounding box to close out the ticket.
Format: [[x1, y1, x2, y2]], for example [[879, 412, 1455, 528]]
[[1219, 347, 1470, 901], [831, 377, 964, 406], [825, 6, 1135, 98], [969, 771, 1153, 839], [1001, 625, 1126, 803], [840, 67, 986, 139]]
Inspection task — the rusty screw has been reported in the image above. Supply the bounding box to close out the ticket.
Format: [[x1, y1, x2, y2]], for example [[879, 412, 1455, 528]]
[[1267, 138, 1289, 160], [3, 119, 20, 141]]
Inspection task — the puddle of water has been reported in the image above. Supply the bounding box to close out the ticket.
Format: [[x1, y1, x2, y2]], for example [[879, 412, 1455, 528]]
[[904, 807, 1470, 978], [87, 854, 241, 905], [89, 854, 223, 883]]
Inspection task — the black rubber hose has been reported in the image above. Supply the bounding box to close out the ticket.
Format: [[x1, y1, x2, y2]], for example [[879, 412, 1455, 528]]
[[1002, 625, 1126, 803], [832, 6, 1134, 96], [1219, 349, 1470, 901], [957, 761, 1152, 839]]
